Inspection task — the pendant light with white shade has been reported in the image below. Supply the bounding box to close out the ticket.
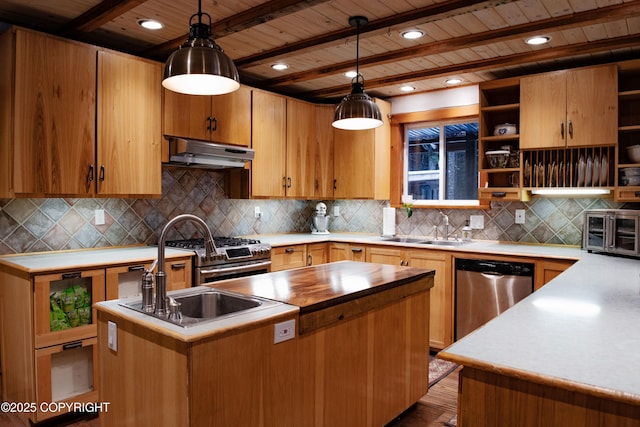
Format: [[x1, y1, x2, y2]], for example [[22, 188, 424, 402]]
[[332, 16, 383, 130], [162, 0, 240, 96]]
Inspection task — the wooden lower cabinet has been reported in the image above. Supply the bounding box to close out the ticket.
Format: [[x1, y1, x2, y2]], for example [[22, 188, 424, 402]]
[[306, 243, 328, 266], [271, 244, 309, 271], [329, 242, 366, 262], [534, 258, 576, 290], [98, 280, 430, 427], [367, 245, 452, 349]]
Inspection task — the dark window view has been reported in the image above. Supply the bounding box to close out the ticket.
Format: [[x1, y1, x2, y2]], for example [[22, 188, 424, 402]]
[[406, 122, 478, 201]]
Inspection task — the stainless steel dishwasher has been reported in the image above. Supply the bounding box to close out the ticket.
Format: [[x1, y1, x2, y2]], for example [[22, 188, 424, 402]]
[[455, 258, 534, 340]]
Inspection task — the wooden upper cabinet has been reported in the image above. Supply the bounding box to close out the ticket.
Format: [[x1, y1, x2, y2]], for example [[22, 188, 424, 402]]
[[1, 28, 97, 197], [333, 98, 391, 199], [520, 65, 617, 149], [97, 50, 162, 196], [286, 99, 316, 198], [163, 85, 251, 147], [315, 104, 335, 199], [251, 89, 287, 198]]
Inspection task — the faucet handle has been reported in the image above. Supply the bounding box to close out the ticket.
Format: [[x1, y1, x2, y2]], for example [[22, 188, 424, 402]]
[[167, 297, 182, 322]]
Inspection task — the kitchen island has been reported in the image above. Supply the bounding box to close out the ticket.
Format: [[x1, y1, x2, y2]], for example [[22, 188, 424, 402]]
[[438, 253, 640, 426], [96, 261, 434, 427]]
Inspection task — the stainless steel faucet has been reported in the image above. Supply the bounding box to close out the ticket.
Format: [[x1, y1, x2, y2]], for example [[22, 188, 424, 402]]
[[154, 214, 217, 316]]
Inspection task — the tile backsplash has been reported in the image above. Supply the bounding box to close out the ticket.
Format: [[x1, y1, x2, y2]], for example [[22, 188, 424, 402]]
[[0, 167, 626, 255]]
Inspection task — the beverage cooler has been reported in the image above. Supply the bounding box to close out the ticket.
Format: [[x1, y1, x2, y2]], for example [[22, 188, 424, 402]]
[[583, 209, 640, 257]]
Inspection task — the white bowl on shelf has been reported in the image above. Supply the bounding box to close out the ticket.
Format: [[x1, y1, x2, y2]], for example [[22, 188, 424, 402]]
[[485, 150, 510, 168], [627, 145, 640, 163], [621, 167, 640, 177], [493, 123, 517, 136]]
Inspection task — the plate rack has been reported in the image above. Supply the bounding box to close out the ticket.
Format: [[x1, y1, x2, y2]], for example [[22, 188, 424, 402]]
[[522, 146, 615, 189]]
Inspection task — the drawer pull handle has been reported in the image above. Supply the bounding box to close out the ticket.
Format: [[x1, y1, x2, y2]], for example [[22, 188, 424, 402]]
[[62, 272, 82, 279], [63, 341, 83, 351], [492, 192, 506, 198], [285, 248, 295, 253], [128, 265, 145, 272], [635, 191, 640, 197], [171, 263, 186, 270], [351, 247, 363, 253]]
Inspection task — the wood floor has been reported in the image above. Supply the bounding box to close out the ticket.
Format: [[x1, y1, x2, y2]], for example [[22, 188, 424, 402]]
[[0, 368, 460, 427]]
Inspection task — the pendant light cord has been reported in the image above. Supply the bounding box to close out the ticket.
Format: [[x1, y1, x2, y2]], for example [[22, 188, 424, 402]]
[[355, 20, 360, 78]]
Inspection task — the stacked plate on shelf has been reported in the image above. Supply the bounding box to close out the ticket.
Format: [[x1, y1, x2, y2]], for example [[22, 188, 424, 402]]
[[621, 167, 640, 186]]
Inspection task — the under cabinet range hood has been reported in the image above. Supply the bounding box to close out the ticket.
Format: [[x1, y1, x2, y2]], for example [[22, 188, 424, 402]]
[[165, 137, 254, 169]]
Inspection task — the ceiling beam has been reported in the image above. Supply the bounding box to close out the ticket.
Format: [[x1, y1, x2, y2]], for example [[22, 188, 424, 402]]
[[233, 0, 491, 67], [142, 0, 331, 58], [61, 0, 148, 33], [302, 34, 640, 98], [258, 1, 640, 88]]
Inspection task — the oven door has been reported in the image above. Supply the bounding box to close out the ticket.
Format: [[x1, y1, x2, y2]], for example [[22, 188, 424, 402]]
[[196, 260, 271, 284]]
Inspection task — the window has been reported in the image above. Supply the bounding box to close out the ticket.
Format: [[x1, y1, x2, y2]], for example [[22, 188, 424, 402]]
[[404, 119, 478, 205]]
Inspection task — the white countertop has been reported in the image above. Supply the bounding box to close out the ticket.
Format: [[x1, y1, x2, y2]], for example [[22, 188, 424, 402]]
[[0, 246, 194, 273], [440, 252, 640, 402]]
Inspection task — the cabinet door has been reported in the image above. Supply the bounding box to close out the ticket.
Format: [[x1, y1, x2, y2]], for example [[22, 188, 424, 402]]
[[97, 50, 162, 196], [210, 85, 252, 146], [407, 250, 452, 350], [520, 71, 567, 149], [315, 104, 335, 198], [306, 243, 328, 266], [166, 258, 192, 291], [366, 246, 405, 266], [271, 245, 307, 271], [566, 65, 617, 147], [251, 90, 287, 197], [12, 29, 97, 195], [163, 90, 212, 141], [286, 99, 317, 198], [34, 269, 105, 349], [534, 259, 575, 290], [334, 128, 376, 198]]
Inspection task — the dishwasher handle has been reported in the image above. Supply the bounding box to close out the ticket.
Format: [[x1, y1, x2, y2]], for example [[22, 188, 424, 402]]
[[481, 272, 504, 279]]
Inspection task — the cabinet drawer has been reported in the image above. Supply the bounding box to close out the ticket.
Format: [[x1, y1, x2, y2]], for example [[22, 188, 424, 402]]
[[615, 187, 640, 202], [478, 187, 525, 201], [271, 245, 307, 271], [34, 270, 105, 349], [34, 337, 99, 422]]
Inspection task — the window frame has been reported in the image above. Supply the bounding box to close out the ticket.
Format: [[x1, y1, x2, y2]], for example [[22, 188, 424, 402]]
[[389, 104, 489, 210]]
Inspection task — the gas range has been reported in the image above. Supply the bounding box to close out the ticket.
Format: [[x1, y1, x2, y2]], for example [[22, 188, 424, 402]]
[[164, 237, 271, 284]]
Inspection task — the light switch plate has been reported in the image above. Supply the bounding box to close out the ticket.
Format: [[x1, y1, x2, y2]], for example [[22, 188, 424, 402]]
[[469, 215, 484, 229], [515, 209, 525, 224], [107, 321, 117, 352], [333, 206, 340, 217]]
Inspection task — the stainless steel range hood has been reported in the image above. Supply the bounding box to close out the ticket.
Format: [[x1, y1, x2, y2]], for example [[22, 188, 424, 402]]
[[165, 137, 254, 169]]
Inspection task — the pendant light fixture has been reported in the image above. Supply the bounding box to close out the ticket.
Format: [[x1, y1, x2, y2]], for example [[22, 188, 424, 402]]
[[162, 0, 240, 96], [332, 16, 383, 130]]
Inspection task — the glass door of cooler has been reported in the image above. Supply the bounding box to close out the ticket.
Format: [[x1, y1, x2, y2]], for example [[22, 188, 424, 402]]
[[610, 213, 639, 255], [584, 213, 606, 251]]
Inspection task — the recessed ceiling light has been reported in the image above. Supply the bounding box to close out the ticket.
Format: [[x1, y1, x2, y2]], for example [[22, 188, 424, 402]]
[[137, 19, 163, 30], [344, 70, 358, 78], [445, 78, 463, 85], [400, 85, 415, 92], [526, 35, 550, 45], [401, 30, 424, 40], [271, 63, 289, 71]]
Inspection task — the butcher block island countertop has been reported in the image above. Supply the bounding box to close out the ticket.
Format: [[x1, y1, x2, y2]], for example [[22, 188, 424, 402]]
[[96, 261, 435, 427]]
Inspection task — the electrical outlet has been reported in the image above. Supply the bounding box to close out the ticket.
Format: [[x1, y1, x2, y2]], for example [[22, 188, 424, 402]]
[[469, 215, 484, 229], [274, 319, 295, 344], [333, 206, 340, 216], [254, 206, 262, 219], [107, 321, 118, 352], [515, 209, 526, 224], [95, 209, 105, 225]]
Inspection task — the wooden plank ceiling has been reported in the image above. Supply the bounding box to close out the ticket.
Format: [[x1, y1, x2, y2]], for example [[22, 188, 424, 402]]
[[1, 0, 639, 103]]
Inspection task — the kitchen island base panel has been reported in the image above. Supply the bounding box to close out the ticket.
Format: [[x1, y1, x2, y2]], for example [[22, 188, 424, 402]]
[[458, 367, 640, 427]]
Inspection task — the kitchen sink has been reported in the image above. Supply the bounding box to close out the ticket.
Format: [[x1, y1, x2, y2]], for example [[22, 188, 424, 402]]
[[176, 291, 260, 318], [381, 237, 429, 243], [120, 287, 279, 328], [419, 240, 470, 246]]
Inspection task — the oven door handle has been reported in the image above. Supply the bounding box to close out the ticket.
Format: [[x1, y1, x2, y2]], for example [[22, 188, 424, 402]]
[[199, 261, 272, 276]]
